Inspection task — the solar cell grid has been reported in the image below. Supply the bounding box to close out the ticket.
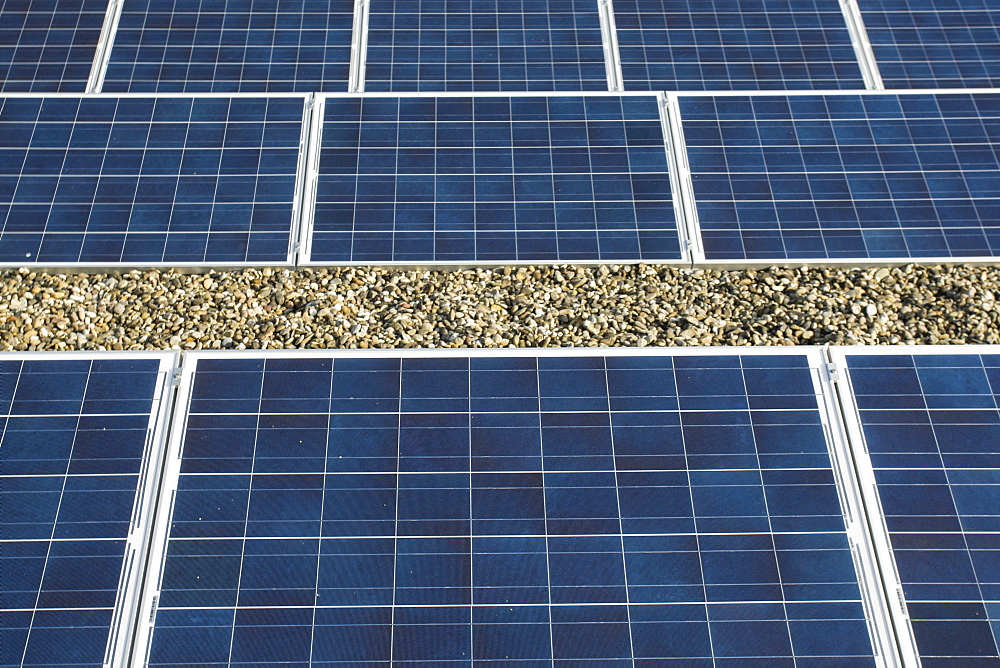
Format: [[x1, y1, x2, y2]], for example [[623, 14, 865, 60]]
[[363, 0, 610, 91], [308, 94, 684, 263], [613, 0, 867, 91], [859, 0, 1000, 89], [841, 350, 1000, 665], [0, 0, 106, 92], [100, 0, 355, 92], [0, 94, 305, 265], [134, 350, 882, 666], [0, 354, 172, 667], [680, 92, 1000, 261]]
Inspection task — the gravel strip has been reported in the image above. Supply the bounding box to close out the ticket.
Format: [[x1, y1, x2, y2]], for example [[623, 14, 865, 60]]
[[0, 264, 996, 351]]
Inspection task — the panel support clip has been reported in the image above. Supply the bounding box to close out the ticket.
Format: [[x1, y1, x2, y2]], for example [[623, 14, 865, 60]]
[[823, 361, 841, 383]]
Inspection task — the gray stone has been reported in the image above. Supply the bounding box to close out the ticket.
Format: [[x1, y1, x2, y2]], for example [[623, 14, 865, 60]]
[[0, 264, 992, 351]]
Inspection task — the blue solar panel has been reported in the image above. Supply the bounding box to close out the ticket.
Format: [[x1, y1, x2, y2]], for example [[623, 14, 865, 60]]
[[309, 95, 682, 263], [0, 95, 304, 264], [844, 351, 1000, 665], [680, 92, 1000, 261], [100, 0, 354, 92], [0, 354, 170, 667], [613, 0, 866, 91], [859, 0, 1000, 89], [363, 0, 609, 91], [0, 0, 106, 92], [135, 351, 881, 665]]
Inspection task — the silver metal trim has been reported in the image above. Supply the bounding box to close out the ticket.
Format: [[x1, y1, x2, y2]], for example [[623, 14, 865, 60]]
[[839, 0, 885, 91], [348, 0, 371, 92], [816, 348, 905, 668], [114, 352, 182, 668], [0, 92, 314, 99], [694, 257, 1000, 270], [672, 87, 1000, 98], [87, 0, 125, 93], [297, 258, 691, 267], [598, 0, 624, 92], [313, 89, 683, 98], [127, 351, 199, 668], [290, 93, 318, 267], [295, 95, 326, 266], [180, 345, 828, 361], [660, 92, 701, 265]]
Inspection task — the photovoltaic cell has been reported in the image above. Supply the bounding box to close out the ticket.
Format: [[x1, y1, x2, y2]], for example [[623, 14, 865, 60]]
[[363, 0, 609, 92], [613, 0, 866, 91], [844, 351, 1000, 665], [859, 0, 1000, 89], [309, 95, 682, 263], [680, 92, 1000, 261], [136, 351, 879, 665], [0, 0, 106, 92], [0, 95, 304, 265], [0, 355, 169, 667], [100, 0, 354, 93]]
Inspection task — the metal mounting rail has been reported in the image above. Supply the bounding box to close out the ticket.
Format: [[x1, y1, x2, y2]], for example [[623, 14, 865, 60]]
[[348, 0, 372, 92], [659, 93, 702, 267], [839, 0, 885, 90], [87, 0, 125, 92], [598, 0, 625, 92]]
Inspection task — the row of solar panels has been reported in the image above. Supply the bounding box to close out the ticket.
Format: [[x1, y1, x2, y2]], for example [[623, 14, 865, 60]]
[[1, 88, 999, 267], [2, 0, 998, 95], [2, 345, 998, 666]]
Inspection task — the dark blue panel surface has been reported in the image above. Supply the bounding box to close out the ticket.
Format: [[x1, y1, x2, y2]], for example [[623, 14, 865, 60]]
[[859, 0, 1000, 89], [364, 0, 608, 91], [614, 0, 865, 91], [848, 352, 1000, 665], [0, 95, 303, 264], [0, 357, 162, 666], [311, 95, 682, 262], [0, 0, 105, 92], [102, 0, 354, 92], [147, 353, 877, 665], [681, 92, 1000, 261]]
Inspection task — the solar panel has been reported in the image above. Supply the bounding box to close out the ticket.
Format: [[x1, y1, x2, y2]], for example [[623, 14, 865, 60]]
[[679, 91, 1000, 262], [131, 349, 890, 665], [859, 0, 1000, 89], [305, 94, 684, 263], [0, 353, 174, 668], [0, 95, 305, 266], [0, 0, 107, 92], [99, 0, 355, 93], [837, 348, 1000, 665], [363, 0, 610, 92], [613, 0, 867, 91]]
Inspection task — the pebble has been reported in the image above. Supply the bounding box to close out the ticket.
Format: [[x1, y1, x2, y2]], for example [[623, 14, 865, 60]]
[[0, 264, 996, 351]]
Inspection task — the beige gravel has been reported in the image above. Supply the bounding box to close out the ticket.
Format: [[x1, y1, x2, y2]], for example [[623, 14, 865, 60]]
[[0, 264, 996, 351]]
